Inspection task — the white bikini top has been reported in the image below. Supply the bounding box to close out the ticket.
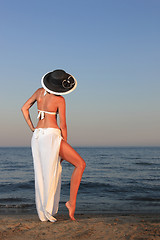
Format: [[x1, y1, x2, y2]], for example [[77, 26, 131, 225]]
[[37, 90, 58, 120], [37, 110, 57, 120]]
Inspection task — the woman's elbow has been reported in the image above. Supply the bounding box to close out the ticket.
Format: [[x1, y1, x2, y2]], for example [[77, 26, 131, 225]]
[[21, 105, 27, 114], [21, 106, 25, 113]]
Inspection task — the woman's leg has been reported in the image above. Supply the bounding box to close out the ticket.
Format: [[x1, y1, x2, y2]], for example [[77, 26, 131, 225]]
[[59, 140, 86, 220]]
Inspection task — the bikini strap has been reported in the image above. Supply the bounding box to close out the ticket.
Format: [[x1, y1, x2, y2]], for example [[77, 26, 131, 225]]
[[37, 110, 57, 120]]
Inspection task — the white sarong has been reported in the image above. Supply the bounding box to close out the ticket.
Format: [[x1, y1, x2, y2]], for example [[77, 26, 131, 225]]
[[31, 128, 62, 222]]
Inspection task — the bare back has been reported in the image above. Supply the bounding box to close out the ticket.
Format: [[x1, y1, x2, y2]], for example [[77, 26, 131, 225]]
[[36, 88, 65, 129]]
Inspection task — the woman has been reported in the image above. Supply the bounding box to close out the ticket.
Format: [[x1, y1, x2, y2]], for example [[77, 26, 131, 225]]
[[21, 69, 86, 222]]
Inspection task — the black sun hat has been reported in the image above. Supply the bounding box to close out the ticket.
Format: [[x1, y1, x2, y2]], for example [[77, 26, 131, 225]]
[[41, 69, 77, 95]]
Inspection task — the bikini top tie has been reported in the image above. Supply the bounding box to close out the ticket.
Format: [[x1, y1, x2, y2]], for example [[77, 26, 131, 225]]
[[37, 110, 57, 120]]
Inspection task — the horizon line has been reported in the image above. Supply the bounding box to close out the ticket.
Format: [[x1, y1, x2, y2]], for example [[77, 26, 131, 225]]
[[0, 145, 159, 148]]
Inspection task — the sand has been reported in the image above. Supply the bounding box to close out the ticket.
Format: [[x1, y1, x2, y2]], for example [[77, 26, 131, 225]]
[[0, 213, 160, 240]]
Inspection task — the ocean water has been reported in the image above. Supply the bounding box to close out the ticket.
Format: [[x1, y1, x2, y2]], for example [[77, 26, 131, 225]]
[[0, 147, 160, 215]]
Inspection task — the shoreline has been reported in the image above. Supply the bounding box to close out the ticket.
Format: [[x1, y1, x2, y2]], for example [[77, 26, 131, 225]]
[[1, 205, 160, 215], [0, 213, 160, 240]]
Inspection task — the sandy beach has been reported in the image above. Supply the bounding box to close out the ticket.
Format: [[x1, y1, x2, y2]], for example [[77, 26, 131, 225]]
[[0, 213, 160, 240]]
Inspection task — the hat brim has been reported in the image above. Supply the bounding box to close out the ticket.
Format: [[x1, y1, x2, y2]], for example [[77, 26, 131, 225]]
[[41, 71, 77, 95]]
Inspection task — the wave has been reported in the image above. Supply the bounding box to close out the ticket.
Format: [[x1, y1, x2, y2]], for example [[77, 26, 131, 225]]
[[62, 181, 160, 195], [1, 166, 27, 171], [62, 181, 111, 189], [127, 197, 160, 202], [0, 203, 34, 208], [0, 197, 31, 203], [80, 181, 160, 194], [0, 180, 34, 192], [134, 162, 158, 166], [0, 196, 34, 209], [0, 181, 111, 192], [1, 180, 160, 194]]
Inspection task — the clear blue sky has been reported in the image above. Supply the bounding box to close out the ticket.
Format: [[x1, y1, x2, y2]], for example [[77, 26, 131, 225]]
[[0, 0, 159, 146]]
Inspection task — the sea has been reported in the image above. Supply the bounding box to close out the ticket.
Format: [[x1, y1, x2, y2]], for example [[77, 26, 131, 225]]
[[0, 147, 160, 215]]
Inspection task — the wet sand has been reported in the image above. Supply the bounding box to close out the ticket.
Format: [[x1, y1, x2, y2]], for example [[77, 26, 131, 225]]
[[0, 213, 160, 240]]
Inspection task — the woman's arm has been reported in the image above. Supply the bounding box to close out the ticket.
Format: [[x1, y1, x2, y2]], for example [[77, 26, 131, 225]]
[[58, 96, 67, 141], [21, 90, 38, 132]]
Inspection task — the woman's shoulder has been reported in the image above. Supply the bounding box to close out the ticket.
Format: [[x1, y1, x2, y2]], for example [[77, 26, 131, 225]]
[[54, 95, 65, 105], [36, 88, 48, 97], [56, 95, 65, 100], [37, 88, 44, 93], [33, 88, 44, 95]]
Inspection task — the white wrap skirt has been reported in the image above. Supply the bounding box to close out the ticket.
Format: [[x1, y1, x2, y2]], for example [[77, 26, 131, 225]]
[[31, 128, 62, 222]]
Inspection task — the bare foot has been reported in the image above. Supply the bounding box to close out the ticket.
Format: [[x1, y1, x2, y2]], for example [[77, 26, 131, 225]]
[[65, 201, 76, 221]]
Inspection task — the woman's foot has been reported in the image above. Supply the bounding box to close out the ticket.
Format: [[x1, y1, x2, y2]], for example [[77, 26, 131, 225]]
[[65, 201, 76, 221]]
